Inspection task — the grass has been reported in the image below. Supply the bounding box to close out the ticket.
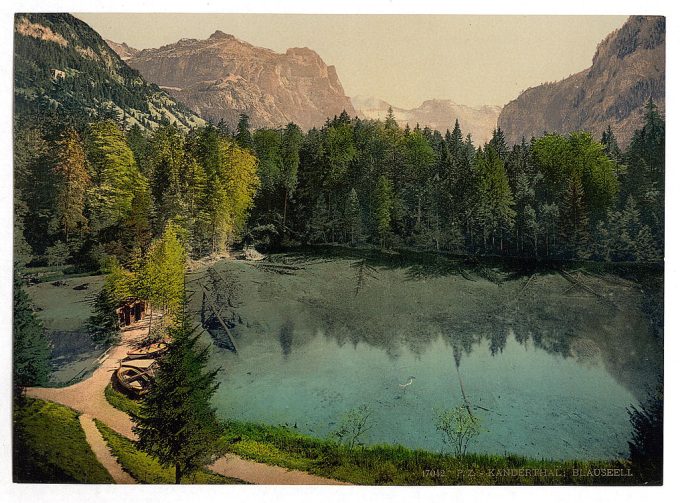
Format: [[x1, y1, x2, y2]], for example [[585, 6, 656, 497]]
[[105, 384, 142, 417], [13, 397, 114, 483], [220, 420, 639, 485], [94, 420, 244, 484], [104, 337, 649, 486]]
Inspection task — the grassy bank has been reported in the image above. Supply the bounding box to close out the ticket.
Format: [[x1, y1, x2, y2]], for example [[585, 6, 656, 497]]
[[94, 420, 244, 484], [13, 397, 113, 483], [103, 385, 637, 485], [221, 420, 637, 485]]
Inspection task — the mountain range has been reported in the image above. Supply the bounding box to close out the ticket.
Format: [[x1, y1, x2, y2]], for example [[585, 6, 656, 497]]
[[352, 96, 501, 144], [17, 14, 664, 151], [14, 13, 204, 130], [498, 15, 665, 146], [112, 31, 357, 131]]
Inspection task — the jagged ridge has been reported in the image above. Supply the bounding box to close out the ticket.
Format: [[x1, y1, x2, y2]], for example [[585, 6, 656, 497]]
[[112, 31, 357, 131]]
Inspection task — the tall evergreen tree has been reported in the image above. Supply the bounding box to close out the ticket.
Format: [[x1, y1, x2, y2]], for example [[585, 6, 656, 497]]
[[344, 188, 362, 245], [559, 174, 589, 259], [235, 113, 254, 151], [601, 125, 623, 164], [52, 128, 91, 244], [375, 175, 393, 249], [134, 306, 221, 484], [280, 123, 304, 230], [86, 120, 145, 232], [13, 272, 51, 396]]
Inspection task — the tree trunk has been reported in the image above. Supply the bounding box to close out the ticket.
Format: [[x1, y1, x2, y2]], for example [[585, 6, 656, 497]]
[[283, 189, 288, 233], [147, 304, 153, 337], [175, 463, 182, 484]]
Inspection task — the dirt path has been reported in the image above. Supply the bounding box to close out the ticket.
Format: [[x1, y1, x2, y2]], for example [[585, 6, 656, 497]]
[[27, 321, 148, 439], [209, 456, 350, 485], [79, 414, 136, 484], [27, 318, 348, 486]]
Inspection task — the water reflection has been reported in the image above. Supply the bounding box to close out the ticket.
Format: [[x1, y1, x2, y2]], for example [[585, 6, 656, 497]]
[[193, 250, 662, 404], [278, 319, 294, 358]]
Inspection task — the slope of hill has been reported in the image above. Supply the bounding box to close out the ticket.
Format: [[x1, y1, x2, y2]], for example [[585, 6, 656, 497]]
[[112, 31, 357, 131], [497, 16, 665, 146], [353, 96, 501, 145], [14, 13, 204, 130]]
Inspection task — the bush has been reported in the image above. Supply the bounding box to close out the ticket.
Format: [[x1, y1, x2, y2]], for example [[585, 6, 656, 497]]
[[44, 241, 70, 266], [333, 404, 374, 449], [434, 405, 482, 456]]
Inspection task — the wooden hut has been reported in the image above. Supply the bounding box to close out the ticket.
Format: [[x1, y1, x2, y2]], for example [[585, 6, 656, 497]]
[[117, 297, 148, 326]]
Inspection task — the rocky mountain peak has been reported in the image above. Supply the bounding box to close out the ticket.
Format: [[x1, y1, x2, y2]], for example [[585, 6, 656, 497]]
[[498, 15, 664, 147], [115, 32, 356, 130]]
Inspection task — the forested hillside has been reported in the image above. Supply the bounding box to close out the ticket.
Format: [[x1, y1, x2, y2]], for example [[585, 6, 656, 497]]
[[14, 99, 664, 274], [14, 13, 204, 131]]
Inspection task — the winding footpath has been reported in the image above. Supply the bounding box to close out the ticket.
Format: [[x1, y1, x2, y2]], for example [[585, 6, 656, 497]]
[[27, 319, 348, 486]]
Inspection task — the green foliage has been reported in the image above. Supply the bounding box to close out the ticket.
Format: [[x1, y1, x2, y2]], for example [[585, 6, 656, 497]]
[[475, 145, 516, 252], [133, 308, 222, 483], [344, 188, 363, 245], [13, 273, 51, 394], [627, 381, 663, 484], [95, 420, 240, 484], [89, 257, 133, 344], [139, 223, 186, 315], [333, 404, 374, 449], [86, 120, 145, 231], [44, 240, 70, 266], [13, 398, 113, 483], [434, 405, 482, 456], [51, 127, 91, 243], [235, 113, 254, 150], [559, 175, 590, 259], [375, 175, 394, 248]]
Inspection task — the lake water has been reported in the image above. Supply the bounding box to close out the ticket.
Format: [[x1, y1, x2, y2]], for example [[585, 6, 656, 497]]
[[190, 250, 662, 460]]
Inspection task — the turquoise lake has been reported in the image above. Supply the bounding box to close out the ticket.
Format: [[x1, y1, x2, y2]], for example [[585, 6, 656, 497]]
[[190, 251, 662, 460]]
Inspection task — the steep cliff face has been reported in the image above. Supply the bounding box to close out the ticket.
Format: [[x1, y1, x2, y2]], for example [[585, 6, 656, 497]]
[[353, 96, 500, 145], [113, 31, 357, 130], [498, 16, 665, 147], [14, 14, 204, 130]]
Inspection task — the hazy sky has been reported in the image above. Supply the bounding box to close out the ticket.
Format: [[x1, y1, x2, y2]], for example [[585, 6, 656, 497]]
[[75, 13, 628, 109]]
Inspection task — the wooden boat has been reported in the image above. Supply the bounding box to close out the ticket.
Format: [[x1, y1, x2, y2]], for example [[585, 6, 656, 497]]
[[115, 359, 157, 396], [126, 342, 168, 360]]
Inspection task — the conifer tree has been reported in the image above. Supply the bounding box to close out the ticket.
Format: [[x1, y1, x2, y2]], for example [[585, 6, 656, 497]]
[[280, 123, 304, 230], [52, 128, 91, 244], [235, 113, 254, 150], [344, 188, 362, 245], [559, 174, 589, 259], [134, 305, 221, 484], [601, 125, 623, 164], [375, 175, 393, 249], [13, 272, 51, 396], [140, 223, 186, 320]]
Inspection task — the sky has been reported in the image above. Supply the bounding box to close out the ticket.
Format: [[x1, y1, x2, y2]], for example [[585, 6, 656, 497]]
[[75, 14, 627, 109]]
